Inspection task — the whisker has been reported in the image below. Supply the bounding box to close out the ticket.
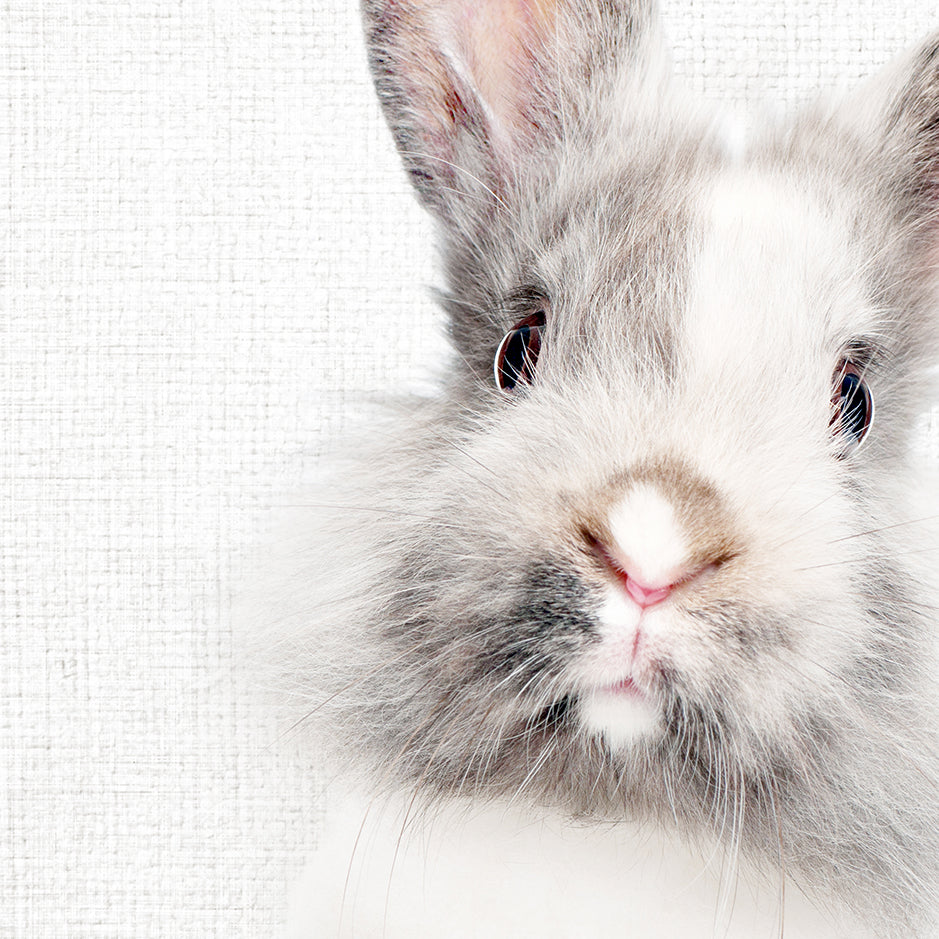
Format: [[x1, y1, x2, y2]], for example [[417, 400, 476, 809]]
[[795, 543, 939, 572], [827, 512, 939, 544]]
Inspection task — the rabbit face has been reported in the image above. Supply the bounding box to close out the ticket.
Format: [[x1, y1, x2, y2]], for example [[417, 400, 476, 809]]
[[379, 147, 919, 777]]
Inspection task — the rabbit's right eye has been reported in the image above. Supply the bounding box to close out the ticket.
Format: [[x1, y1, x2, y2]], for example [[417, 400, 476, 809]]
[[831, 359, 874, 456], [494, 311, 545, 394]]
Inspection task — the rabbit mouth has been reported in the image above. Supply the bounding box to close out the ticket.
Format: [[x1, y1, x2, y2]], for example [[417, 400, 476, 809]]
[[609, 676, 644, 698]]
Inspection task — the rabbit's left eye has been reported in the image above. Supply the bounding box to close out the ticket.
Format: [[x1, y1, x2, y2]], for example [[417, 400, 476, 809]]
[[494, 311, 545, 393], [831, 360, 873, 456]]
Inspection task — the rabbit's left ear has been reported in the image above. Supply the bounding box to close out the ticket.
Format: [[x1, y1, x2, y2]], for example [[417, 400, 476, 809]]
[[844, 36, 939, 251]]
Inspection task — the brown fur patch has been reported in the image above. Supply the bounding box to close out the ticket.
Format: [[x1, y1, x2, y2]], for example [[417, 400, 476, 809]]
[[572, 456, 742, 578]]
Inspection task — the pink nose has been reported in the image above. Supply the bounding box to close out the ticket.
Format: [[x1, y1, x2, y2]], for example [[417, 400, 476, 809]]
[[623, 575, 673, 609], [584, 532, 709, 609]]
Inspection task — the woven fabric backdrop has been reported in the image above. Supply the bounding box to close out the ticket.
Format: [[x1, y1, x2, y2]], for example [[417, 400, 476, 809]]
[[3, 1, 937, 936]]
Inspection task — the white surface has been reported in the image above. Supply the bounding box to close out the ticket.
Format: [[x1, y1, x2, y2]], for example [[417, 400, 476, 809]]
[[2, 1, 937, 936], [291, 795, 871, 939]]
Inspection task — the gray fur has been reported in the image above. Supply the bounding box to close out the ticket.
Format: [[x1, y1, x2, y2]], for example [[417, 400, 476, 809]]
[[267, 2, 939, 935]]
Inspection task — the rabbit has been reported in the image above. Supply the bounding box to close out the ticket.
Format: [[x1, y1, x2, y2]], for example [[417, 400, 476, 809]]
[[266, 0, 939, 936]]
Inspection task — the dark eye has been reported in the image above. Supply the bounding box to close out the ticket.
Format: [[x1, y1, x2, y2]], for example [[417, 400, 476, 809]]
[[831, 360, 873, 456], [494, 311, 545, 393]]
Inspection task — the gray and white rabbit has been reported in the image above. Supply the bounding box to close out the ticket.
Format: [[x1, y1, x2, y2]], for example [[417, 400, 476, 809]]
[[267, 1, 939, 935]]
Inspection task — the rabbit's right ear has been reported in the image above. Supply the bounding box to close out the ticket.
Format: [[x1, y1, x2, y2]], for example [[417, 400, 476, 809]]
[[362, 0, 662, 220]]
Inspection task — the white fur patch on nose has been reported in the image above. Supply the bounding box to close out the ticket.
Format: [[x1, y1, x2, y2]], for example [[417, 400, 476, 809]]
[[607, 484, 689, 588]]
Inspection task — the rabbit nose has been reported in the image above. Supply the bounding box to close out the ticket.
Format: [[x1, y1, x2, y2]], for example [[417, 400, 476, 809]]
[[580, 474, 736, 604], [622, 573, 673, 609], [589, 541, 710, 609]]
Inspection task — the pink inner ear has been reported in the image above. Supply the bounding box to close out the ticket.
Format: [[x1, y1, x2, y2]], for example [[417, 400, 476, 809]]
[[372, 0, 561, 208], [443, 0, 556, 143]]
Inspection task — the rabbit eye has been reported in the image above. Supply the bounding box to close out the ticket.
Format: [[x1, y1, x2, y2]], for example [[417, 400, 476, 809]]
[[831, 360, 873, 456], [494, 311, 545, 393]]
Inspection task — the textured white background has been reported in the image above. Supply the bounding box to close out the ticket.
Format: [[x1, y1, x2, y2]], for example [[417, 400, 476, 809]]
[[3, 1, 937, 936]]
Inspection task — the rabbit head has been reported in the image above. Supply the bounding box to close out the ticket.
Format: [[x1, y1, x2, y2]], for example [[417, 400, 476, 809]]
[[285, 1, 939, 932]]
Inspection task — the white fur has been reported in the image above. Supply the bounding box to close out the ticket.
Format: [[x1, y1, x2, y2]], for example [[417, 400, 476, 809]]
[[607, 485, 690, 587], [578, 684, 660, 750], [689, 171, 878, 372], [575, 588, 661, 748]]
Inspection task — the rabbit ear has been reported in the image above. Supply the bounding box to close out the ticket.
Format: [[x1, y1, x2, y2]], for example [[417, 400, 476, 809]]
[[880, 38, 939, 214], [845, 36, 939, 248], [362, 0, 660, 218]]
